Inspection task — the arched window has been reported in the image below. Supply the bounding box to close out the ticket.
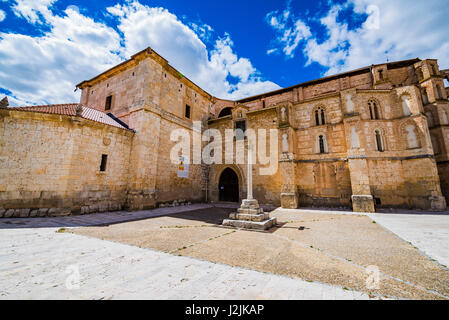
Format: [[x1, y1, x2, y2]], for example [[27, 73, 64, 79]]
[[401, 95, 411, 116], [218, 107, 232, 118], [431, 64, 437, 75], [319, 135, 325, 154], [314, 106, 326, 126], [422, 89, 429, 105], [374, 130, 385, 152], [417, 68, 424, 81], [405, 125, 420, 149], [317, 134, 328, 154], [368, 99, 380, 120]]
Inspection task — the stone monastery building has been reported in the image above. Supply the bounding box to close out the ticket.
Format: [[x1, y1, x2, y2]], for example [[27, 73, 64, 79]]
[[1, 46, 449, 217]]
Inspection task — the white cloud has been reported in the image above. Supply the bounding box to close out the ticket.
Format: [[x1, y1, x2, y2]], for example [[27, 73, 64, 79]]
[[0, 7, 122, 105], [189, 22, 214, 43], [266, 4, 311, 58], [267, 0, 449, 75], [0, 9, 5, 22], [1, 0, 279, 105], [11, 0, 57, 24], [106, 1, 279, 99]]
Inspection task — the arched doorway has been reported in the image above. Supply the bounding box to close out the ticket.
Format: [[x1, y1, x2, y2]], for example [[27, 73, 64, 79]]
[[219, 168, 239, 202]]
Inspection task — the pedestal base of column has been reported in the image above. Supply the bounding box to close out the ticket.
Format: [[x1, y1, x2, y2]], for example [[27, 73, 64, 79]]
[[281, 193, 299, 209], [223, 198, 277, 231], [429, 196, 447, 211], [222, 217, 277, 230], [352, 195, 375, 213]]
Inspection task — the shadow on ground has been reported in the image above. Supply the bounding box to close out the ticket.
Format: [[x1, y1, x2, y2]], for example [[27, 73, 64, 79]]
[[72, 207, 449, 300]]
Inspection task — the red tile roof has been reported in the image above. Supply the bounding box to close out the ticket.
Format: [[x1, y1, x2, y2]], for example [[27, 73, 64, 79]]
[[9, 104, 129, 130]]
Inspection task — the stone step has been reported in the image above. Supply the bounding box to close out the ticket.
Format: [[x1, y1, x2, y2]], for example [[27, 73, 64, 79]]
[[222, 217, 277, 231], [229, 212, 269, 222], [237, 208, 264, 215]]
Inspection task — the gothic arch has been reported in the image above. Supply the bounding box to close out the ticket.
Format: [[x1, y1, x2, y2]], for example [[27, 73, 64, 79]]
[[213, 164, 244, 187], [211, 164, 245, 202], [373, 128, 386, 152], [315, 133, 329, 154], [367, 97, 381, 120], [400, 93, 412, 117], [312, 105, 327, 126], [218, 168, 239, 202], [400, 120, 422, 150]]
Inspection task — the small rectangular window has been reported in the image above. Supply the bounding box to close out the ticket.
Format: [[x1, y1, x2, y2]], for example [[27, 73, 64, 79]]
[[100, 154, 108, 172], [378, 70, 384, 80], [105, 95, 112, 111], [185, 104, 191, 119], [235, 120, 246, 140]]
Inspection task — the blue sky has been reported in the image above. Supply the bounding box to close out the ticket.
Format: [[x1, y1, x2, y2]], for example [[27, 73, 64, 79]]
[[0, 0, 448, 106]]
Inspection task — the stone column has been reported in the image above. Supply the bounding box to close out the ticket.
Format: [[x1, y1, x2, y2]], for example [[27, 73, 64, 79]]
[[222, 145, 277, 230], [247, 145, 253, 200], [344, 115, 375, 213], [279, 127, 299, 208]]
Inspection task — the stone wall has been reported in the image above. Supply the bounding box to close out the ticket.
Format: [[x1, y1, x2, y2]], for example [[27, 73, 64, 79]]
[[80, 51, 212, 128], [0, 109, 133, 217], [296, 160, 352, 208], [154, 115, 206, 205], [209, 59, 447, 212], [207, 107, 282, 207], [3, 53, 448, 217]]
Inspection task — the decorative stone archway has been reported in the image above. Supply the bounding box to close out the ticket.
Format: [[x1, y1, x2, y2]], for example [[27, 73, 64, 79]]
[[209, 165, 245, 203], [218, 168, 239, 202]]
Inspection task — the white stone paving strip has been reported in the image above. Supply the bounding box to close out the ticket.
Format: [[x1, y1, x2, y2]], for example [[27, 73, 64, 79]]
[[277, 208, 449, 269], [371, 212, 449, 268], [0, 227, 373, 300]]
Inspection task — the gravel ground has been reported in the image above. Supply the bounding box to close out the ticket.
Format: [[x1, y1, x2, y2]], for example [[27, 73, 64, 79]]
[[74, 207, 449, 300]]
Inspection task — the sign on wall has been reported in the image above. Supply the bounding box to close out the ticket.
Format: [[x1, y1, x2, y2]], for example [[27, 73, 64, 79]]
[[177, 155, 189, 178]]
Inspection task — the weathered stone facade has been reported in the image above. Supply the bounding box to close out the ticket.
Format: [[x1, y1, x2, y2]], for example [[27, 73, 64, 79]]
[[1, 47, 448, 217]]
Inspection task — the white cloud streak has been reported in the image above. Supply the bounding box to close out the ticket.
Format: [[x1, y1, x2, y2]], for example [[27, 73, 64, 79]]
[[266, 4, 311, 58], [267, 0, 449, 75], [0, 0, 279, 106]]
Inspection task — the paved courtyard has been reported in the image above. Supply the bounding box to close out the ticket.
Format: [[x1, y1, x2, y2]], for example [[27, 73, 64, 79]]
[[1, 204, 449, 300]]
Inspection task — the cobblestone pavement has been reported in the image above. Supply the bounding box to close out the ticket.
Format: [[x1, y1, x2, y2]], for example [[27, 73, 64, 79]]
[[0, 205, 373, 300]]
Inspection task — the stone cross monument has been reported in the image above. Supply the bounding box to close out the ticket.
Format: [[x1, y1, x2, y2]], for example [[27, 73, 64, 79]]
[[222, 145, 277, 230]]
